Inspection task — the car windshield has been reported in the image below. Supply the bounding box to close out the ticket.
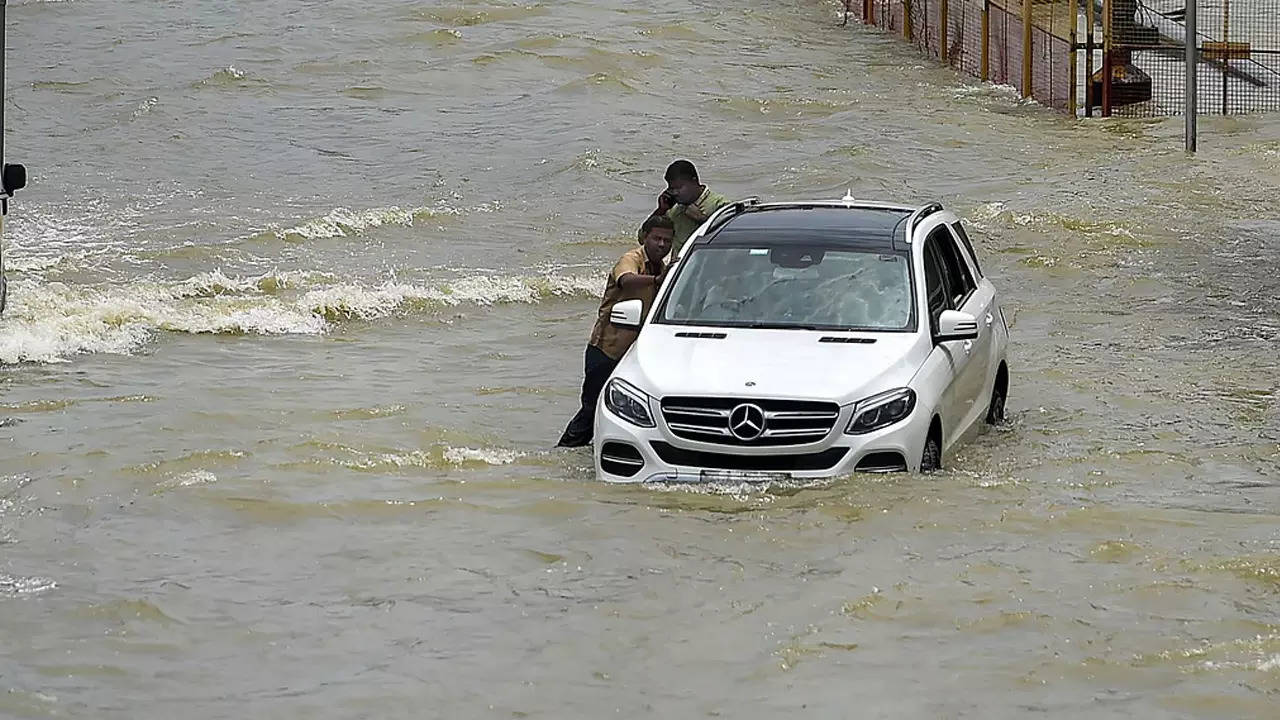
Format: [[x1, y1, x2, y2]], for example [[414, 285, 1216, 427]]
[[658, 245, 914, 331]]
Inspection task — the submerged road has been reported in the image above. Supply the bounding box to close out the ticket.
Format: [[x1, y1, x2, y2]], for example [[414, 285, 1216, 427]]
[[1, 0, 1278, 716]]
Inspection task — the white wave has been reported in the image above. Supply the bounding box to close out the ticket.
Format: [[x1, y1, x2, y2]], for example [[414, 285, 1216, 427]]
[[0, 279, 325, 364], [0, 269, 600, 364], [131, 96, 159, 119], [273, 206, 418, 240], [300, 272, 600, 320], [442, 446, 523, 466], [333, 445, 521, 470], [4, 254, 66, 274], [264, 202, 500, 241], [952, 83, 1032, 105], [156, 470, 218, 491], [0, 573, 57, 596]]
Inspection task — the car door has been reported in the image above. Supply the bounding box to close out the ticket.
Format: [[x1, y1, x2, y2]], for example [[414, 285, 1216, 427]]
[[922, 229, 971, 447], [932, 224, 990, 435], [949, 220, 1000, 418]]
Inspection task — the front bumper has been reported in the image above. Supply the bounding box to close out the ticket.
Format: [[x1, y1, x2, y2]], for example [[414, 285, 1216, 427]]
[[593, 398, 932, 483]]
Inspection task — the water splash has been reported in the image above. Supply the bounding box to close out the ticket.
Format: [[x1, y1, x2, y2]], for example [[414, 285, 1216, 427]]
[[0, 269, 600, 364], [155, 470, 219, 492], [0, 574, 57, 597]]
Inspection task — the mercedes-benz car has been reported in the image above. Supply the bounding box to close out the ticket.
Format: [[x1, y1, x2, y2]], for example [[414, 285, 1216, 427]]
[[594, 195, 1009, 482]]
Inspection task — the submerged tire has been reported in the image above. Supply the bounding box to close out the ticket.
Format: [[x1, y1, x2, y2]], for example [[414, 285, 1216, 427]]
[[985, 380, 1007, 425], [920, 432, 942, 473]]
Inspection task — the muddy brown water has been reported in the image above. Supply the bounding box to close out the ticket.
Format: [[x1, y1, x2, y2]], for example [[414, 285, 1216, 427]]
[[1, 0, 1278, 717]]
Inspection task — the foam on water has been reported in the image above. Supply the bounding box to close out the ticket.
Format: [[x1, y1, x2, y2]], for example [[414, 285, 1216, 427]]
[[642, 476, 836, 502], [193, 65, 265, 90], [0, 573, 57, 596], [300, 272, 599, 320], [442, 446, 523, 466], [301, 444, 524, 472], [0, 268, 599, 364], [155, 470, 218, 492], [266, 204, 472, 242], [131, 96, 159, 120]]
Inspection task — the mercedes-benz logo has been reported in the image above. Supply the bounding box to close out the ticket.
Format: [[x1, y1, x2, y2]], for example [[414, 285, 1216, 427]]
[[728, 403, 767, 441]]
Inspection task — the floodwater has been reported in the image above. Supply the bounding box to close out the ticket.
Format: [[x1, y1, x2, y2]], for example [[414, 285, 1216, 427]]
[[1, 0, 1278, 717]]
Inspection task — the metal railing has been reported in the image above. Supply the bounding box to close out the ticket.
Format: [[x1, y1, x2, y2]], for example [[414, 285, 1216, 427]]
[[850, 1, 1280, 148], [1094, 0, 1280, 119], [857, 0, 1079, 113]]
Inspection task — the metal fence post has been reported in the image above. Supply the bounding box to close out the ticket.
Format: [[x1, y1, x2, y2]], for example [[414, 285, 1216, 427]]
[[1069, 12, 1078, 116], [1186, 0, 1197, 151], [981, 0, 990, 81], [1084, 0, 1095, 116], [1022, 0, 1033, 98], [941, 0, 949, 63], [1221, 0, 1229, 114], [1101, 0, 1112, 116]]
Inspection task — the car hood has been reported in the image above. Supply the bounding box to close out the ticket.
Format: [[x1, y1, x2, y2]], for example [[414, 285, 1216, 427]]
[[617, 325, 925, 404]]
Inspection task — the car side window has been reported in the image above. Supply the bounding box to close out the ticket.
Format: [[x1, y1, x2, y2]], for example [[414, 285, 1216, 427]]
[[950, 221, 983, 277], [930, 227, 976, 308], [922, 236, 949, 334]]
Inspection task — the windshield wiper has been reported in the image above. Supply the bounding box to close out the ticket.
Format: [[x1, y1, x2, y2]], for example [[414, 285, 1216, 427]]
[[741, 322, 828, 331]]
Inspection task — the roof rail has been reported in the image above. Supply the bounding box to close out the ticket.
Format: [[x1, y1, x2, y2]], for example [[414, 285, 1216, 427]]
[[700, 196, 760, 236], [903, 202, 943, 242]]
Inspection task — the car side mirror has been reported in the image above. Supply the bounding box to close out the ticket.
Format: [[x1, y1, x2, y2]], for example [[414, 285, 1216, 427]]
[[3, 164, 26, 195], [934, 309, 978, 343], [610, 298, 643, 329]]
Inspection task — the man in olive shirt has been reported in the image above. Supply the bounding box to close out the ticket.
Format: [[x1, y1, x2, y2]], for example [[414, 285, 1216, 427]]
[[653, 160, 728, 258], [556, 215, 675, 448]]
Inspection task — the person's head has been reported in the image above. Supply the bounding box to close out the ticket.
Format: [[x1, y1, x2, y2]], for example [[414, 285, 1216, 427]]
[[638, 214, 674, 260], [664, 160, 702, 204]]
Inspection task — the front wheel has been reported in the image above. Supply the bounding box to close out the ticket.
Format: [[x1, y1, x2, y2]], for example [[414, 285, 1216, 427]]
[[920, 433, 942, 473]]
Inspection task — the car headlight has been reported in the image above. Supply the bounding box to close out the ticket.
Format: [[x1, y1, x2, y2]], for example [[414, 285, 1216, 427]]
[[603, 378, 655, 428], [845, 388, 916, 434]]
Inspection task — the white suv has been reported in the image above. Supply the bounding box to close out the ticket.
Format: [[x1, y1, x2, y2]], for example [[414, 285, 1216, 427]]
[[594, 195, 1009, 482]]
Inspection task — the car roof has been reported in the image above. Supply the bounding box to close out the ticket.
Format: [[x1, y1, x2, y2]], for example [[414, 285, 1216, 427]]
[[698, 204, 915, 253]]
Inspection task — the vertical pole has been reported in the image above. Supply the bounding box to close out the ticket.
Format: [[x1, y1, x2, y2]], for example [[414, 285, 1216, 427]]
[[1101, 0, 1112, 116], [941, 0, 949, 63], [905, 0, 913, 41], [981, 0, 990, 81], [1069, 12, 1078, 116], [922, 0, 929, 50], [1221, 0, 1229, 114], [1085, 0, 1095, 116], [1186, 0, 1197, 151], [864, 0, 873, 25], [1022, 0, 1033, 98], [0, 0, 6, 175]]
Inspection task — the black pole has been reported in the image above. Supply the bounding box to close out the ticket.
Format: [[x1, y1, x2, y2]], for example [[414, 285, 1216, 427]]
[[1, 0, 7, 176], [1186, 0, 1197, 152]]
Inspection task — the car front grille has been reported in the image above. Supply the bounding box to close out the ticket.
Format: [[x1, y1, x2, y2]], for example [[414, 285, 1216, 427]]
[[659, 396, 841, 447]]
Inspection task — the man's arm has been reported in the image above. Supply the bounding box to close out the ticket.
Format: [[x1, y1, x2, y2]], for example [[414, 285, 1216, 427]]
[[610, 250, 658, 293], [616, 271, 659, 291]]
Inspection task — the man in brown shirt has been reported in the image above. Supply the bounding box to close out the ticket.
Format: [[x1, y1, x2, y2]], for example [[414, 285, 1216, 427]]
[[556, 215, 674, 448]]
